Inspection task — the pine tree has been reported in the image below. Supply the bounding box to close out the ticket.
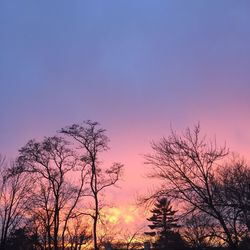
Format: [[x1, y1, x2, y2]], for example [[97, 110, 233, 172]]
[[145, 197, 184, 249]]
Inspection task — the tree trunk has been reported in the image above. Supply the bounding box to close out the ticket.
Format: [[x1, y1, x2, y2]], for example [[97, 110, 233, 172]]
[[93, 189, 99, 250]]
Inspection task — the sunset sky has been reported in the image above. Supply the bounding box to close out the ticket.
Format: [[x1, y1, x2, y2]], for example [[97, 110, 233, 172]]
[[1, 1, 250, 226]]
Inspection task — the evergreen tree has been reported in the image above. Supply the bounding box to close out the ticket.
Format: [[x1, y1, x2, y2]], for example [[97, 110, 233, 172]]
[[145, 197, 185, 249]]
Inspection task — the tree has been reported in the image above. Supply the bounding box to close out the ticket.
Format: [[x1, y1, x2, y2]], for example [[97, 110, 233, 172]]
[[121, 225, 146, 250], [61, 121, 124, 250], [18, 136, 88, 250], [5, 227, 39, 250], [218, 158, 250, 231], [145, 197, 182, 249], [183, 212, 217, 249], [0, 155, 31, 250], [66, 216, 91, 250], [145, 124, 240, 249], [213, 158, 250, 246], [145, 197, 178, 236]]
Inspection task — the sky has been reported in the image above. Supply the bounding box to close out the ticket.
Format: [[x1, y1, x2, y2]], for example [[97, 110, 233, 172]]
[[1, 1, 250, 226]]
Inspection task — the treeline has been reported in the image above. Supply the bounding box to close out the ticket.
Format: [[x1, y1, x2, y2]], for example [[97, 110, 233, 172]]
[[0, 121, 123, 250]]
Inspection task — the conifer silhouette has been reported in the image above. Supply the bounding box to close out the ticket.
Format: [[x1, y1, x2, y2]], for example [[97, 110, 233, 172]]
[[145, 197, 184, 249]]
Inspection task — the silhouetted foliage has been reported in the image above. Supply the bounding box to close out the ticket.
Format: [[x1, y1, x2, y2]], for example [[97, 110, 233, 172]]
[[183, 212, 217, 249], [0, 156, 32, 250], [5, 227, 39, 250], [2, 121, 250, 249], [18, 136, 88, 250], [145, 197, 185, 249], [238, 236, 250, 250], [66, 216, 92, 250], [145, 197, 178, 235], [218, 158, 250, 232], [145, 124, 248, 249]]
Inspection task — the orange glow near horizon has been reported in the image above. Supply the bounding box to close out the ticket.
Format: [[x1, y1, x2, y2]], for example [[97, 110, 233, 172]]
[[102, 205, 147, 228]]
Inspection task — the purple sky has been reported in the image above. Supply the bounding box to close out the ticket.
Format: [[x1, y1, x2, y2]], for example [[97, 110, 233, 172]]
[[1, 1, 250, 204]]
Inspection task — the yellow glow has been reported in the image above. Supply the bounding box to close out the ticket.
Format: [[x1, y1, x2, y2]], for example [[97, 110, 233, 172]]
[[124, 214, 134, 224], [108, 215, 119, 223], [100, 205, 147, 228], [106, 207, 122, 224]]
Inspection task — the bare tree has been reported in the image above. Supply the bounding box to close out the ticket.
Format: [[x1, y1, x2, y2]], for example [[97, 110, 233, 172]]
[[0, 155, 31, 250], [61, 121, 124, 250], [182, 212, 217, 249], [217, 158, 250, 236], [66, 216, 91, 250], [18, 136, 88, 250], [145, 124, 239, 249], [97, 219, 120, 249], [122, 226, 146, 250]]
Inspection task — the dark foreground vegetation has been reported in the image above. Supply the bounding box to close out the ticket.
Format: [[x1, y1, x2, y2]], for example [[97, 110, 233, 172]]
[[0, 121, 250, 250], [142, 124, 250, 250], [0, 121, 123, 250]]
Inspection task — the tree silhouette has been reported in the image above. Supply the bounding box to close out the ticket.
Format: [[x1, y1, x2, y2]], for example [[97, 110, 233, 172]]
[[183, 212, 216, 249], [145, 197, 182, 249], [0, 156, 31, 250], [18, 136, 88, 250], [219, 159, 250, 231], [145, 124, 240, 249], [61, 121, 123, 250], [5, 227, 39, 250]]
